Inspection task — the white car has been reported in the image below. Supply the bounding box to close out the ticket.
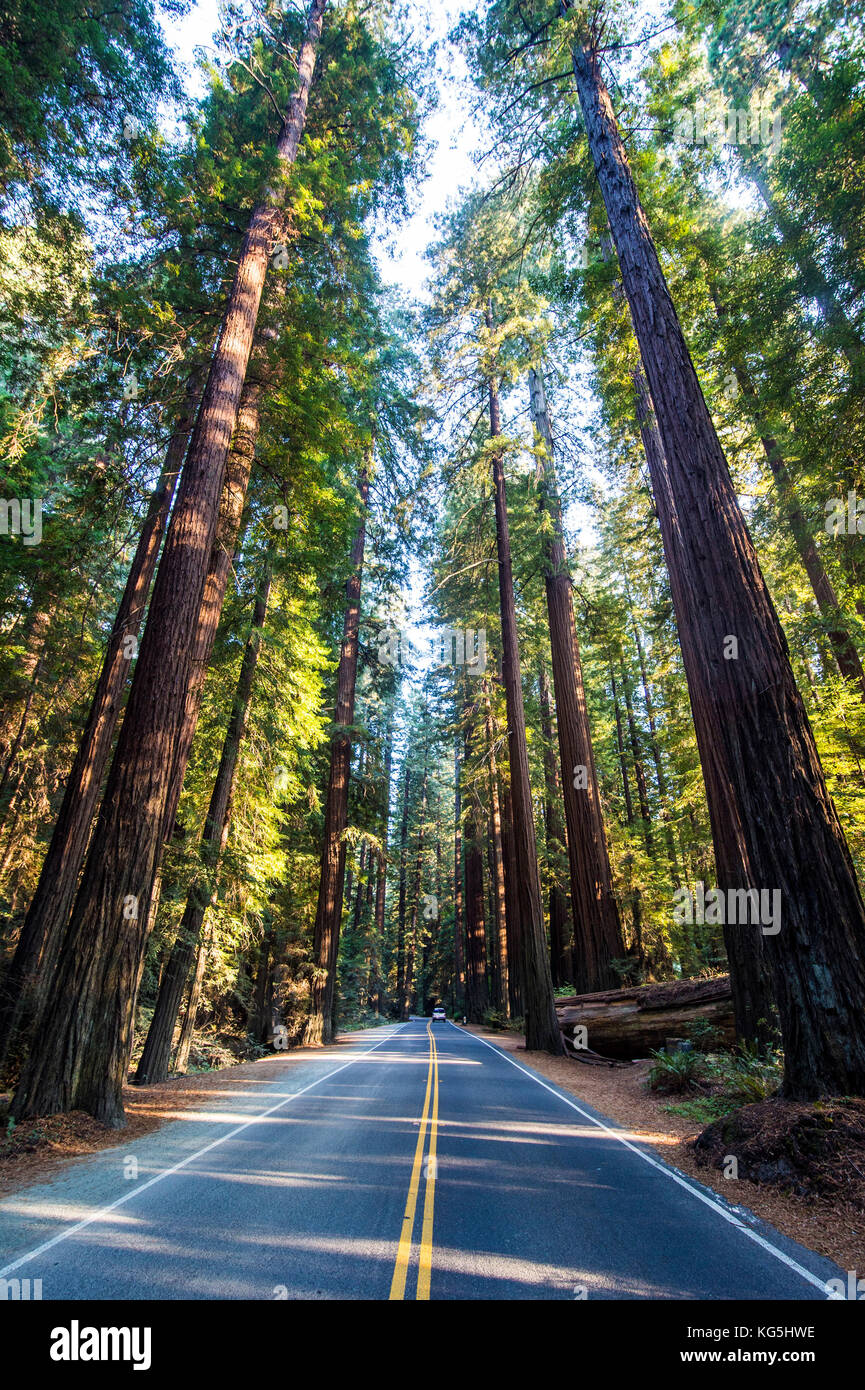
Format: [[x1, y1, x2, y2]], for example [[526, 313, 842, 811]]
[[432, 1006, 446, 1022]]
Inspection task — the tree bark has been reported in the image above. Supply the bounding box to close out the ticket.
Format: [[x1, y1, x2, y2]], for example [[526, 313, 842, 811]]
[[483, 682, 509, 1013], [567, 9, 865, 1096], [538, 662, 572, 988], [0, 372, 202, 1075], [453, 737, 465, 1014], [487, 320, 561, 1053], [463, 695, 489, 1023], [528, 365, 623, 992], [633, 368, 773, 1037], [303, 463, 369, 1046], [134, 562, 272, 1084], [11, 0, 327, 1125], [557, 976, 735, 1059], [396, 762, 411, 1020]]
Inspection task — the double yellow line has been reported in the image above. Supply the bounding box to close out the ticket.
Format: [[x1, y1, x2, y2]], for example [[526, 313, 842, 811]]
[[388, 1020, 439, 1300]]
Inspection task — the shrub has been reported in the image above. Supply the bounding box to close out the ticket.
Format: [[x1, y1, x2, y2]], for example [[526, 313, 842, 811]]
[[684, 1018, 725, 1053], [482, 1008, 508, 1031], [647, 1046, 708, 1093]]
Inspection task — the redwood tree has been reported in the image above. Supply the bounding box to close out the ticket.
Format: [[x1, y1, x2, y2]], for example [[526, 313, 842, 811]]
[[486, 310, 562, 1053], [0, 367, 203, 1075], [135, 561, 273, 1085], [528, 365, 624, 991], [12, 0, 328, 1125], [303, 465, 370, 1046], [462, 691, 490, 1023], [563, 1, 865, 1097]]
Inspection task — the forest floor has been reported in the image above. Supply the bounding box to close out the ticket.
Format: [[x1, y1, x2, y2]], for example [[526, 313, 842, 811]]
[[466, 1024, 865, 1273]]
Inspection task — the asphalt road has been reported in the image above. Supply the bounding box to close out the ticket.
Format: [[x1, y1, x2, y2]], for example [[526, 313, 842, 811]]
[[0, 1020, 844, 1300]]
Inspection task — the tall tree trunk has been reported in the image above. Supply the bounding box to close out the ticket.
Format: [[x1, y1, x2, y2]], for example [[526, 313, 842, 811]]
[[486, 316, 561, 1054], [620, 657, 654, 856], [124, 374, 262, 1061], [631, 617, 681, 884], [500, 782, 523, 1018], [0, 374, 203, 1075], [134, 563, 272, 1084], [396, 763, 411, 1019], [568, 10, 865, 1096], [710, 286, 865, 699], [528, 365, 623, 992], [405, 758, 428, 1019], [172, 922, 212, 1075], [11, 0, 327, 1126], [538, 663, 573, 988], [453, 738, 465, 1014], [463, 697, 489, 1023], [303, 463, 369, 1047], [633, 368, 772, 1036], [482, 683, 509, 1013], [160, 376, 262, 849], [610, 661, 642, 961]]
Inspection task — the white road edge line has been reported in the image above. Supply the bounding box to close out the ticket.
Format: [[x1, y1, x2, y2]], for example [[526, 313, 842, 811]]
[[0, 1024, 407, 1279], [453, 1022, 832, 1296]]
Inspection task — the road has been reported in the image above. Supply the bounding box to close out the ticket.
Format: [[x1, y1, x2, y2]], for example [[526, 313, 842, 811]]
[[0, 1020, 843, 1300]]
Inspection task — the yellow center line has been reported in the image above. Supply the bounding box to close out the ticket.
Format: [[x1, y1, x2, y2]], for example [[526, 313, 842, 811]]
[[388, 1022, 435, 1300], [416, 1023, 439, 1301]]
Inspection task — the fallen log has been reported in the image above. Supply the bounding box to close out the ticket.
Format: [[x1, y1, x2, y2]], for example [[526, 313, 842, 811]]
[[556, 975, 734, 1060], [560, 1031, 633, 1067]]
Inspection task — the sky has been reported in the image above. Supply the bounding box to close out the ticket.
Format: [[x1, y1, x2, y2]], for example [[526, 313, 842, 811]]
[[156, 0, 660, 687], [161, 0, 495, 684], [162, 0, 486, 301]]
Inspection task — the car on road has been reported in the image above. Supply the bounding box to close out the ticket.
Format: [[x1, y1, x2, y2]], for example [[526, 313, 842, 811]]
[[432, 1006, 446, 1022]]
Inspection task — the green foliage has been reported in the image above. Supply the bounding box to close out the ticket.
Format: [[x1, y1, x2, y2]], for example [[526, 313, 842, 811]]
[[482, 1008, 508, 1031], [648, 1046, 708, 1094], [663, 1044, 784, 1122], [684, 1018, 725, 1054]]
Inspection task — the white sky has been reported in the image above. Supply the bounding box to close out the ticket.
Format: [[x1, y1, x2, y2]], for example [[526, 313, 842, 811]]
[[162, 0, 486, 300], [161, 0, 490, 679], [158, 0, 665, 679]]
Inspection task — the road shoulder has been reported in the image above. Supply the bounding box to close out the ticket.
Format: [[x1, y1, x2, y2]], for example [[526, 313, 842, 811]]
[[461, 1023, 858, 1275]]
